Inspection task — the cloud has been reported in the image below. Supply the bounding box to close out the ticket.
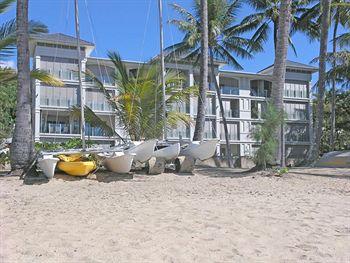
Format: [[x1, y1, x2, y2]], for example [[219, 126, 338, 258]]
[[0, 60, 16, 69]]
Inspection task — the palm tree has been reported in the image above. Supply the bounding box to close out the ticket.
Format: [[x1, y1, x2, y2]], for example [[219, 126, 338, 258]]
[[271, 0, 292, 167], [167, 0, 262, 167], [314, 0, 332, 160], [192, 0, 209, 143], [0, 0, 47, 58], [81, 52, 197, 141], [242, 0, 319, 55], [10, 0, 32, 171], [329, 1, 349, 150]]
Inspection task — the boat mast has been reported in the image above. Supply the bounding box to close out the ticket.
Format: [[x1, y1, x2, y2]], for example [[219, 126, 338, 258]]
[[158, 0, 167, 141], [74, 0, 86, 150]]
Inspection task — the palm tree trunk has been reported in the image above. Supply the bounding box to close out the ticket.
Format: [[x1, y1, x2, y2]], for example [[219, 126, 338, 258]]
[[314, 0, 332, 160], [10, 0, 34, 170], [193, 0, 208, 141], [330, 11, 339, 151], [271, 0, 292, 167], [209, 49, 233, 167]]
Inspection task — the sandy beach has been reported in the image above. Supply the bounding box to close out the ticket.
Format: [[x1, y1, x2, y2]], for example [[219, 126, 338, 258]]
[[1, 167, 349, 262]]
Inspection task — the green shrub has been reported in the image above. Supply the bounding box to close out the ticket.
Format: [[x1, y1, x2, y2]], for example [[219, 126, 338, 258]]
[[252, 102, 284, 170]]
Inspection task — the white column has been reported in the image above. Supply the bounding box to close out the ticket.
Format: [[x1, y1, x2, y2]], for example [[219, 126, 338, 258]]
[[34, 55, 41, 142], [189, 70, 195, 141], [215, 72, 221, 156]]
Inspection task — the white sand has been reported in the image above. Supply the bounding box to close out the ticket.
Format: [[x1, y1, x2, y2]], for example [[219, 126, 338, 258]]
[[1, 168, 349, 262]]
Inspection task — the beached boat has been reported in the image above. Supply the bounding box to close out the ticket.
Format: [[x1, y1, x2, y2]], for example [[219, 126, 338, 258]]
[[57, 160, 96, 176], [57, 154, 96, 176], [37, 155, 59, 179], [98, 152, 135, 173], [125, 139, 157, 163], [153, 143, 180, 161], [180, 140, 219, 161]]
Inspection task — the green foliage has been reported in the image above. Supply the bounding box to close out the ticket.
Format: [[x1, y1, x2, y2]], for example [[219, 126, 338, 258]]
[[317, 90, 350, 153], [35, 138, 94, 151], [274, 167, 289, 176], [0, 79, 16, 140], [0, 150, 9, 165], [166, 0, 261, 69], [85, 52, 197, 141], [252, 102, 284, 170]]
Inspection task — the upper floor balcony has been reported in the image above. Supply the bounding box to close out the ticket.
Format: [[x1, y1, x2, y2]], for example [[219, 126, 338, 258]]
[[250, 80, 271, 98], [220, 85, 239, 95]]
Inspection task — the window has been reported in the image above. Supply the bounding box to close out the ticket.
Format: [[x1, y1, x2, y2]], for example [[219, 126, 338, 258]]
[[284, 103, 307, 120], [220, 122, 239, 140], [284, 82, 308, 98]]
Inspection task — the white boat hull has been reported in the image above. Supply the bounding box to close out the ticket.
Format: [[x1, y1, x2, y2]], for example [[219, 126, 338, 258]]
[[37, 156, 59, 179], [125, 139, 157, 163], [180, 140, 218, 161], [153, 143, 180, 161], [100, 152, 135, 173]]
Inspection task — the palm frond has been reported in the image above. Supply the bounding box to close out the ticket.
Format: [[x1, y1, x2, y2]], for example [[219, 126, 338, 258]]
[[0, 0, 14, 14], [30, 69, 64, 86]]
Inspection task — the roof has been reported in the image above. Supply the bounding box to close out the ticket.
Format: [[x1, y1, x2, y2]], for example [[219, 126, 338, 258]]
[[258, 60, 318, 73], [30, 33, 95, 47]]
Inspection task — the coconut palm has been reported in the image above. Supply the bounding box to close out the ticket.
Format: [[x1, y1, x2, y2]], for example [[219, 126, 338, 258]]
[[328, 1, 349, 150], [10, 0, 32, 171], [166, 0, 263, 167], [241, 0, 320, 55], [0, 0, 47, 58], [271, 0, 292, 167], [192, 0, 209, 143], [314, 0, 332, 160], [81, 52, 197, 141]]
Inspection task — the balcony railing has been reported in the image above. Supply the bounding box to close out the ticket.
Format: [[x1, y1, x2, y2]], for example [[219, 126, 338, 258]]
[[167, 130, 190, 139], [221, 86, 239, 95], [41, 123, 110, 137], [220, 133, 239, 140]]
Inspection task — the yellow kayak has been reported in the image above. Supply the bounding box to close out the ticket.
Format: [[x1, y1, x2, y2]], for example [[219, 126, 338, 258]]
[[57, 161, 96, 176]]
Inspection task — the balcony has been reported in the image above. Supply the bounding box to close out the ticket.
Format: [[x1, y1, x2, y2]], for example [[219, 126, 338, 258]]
[[224, 109, 239, 118], [221, 86, 239, 95], [167, 129, 190, 139], [40, 123, 110, 137], [46, 69, 79, 81]]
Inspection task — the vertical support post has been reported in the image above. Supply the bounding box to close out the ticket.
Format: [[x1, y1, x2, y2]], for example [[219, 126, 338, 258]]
[[74, 0, 86, 150], [158, 0, 167, 141]]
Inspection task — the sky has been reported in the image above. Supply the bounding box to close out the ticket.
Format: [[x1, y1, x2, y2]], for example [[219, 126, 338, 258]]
[[1, 0, 348, 80]]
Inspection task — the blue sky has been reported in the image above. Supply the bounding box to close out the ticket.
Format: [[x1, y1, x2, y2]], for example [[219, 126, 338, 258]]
[[1, 0, 347, 78]]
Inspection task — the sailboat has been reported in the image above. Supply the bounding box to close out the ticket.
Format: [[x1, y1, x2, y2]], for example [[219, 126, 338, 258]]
[[39, 0, 97, 178]]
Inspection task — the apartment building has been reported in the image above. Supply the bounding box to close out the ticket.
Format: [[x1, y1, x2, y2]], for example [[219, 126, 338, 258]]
[[30, 33, 317, 160]]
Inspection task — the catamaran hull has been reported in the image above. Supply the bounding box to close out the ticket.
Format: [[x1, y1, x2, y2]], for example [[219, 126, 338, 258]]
[[125, 139, 157, 163], [101, 153, 135, 173], [153, 143, 180, 161], [37, 156, 59, 179], [180, 140, 219, 161]]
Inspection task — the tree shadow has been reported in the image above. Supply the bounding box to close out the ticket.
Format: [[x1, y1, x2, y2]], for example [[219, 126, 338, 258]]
[[194, 167, 253, 178]]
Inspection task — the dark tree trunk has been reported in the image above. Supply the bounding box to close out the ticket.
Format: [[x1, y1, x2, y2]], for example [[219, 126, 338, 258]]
[[271, 0, 292, 167], [314, 0, 332, 160], [330, 11, 339, 151], [209, 49, 233, 167], [10, 0, 34, 171], [193, 0, 208, 141]]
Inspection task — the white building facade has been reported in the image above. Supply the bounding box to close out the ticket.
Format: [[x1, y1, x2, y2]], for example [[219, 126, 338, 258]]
[[30, 33, 317, 161]]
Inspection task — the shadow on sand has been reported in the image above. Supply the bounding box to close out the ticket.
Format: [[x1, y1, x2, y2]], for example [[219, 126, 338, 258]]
[[194, 167, 253, 178]]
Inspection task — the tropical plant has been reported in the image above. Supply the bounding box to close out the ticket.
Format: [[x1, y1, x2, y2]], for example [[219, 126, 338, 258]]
[[192, 0, 209, 143], [167, 0, 263, 167], [271, 0, 292, 167], [241, 0, 320, 55], [0, 0, 47, 58], [328, 1, 349, 150], [317, 90, 350, 153], [10, 0, 33, 171], [313, 0, 332, 161], [79, 52, 197, 141], [0, 78, 16, 140], [252, 102, 284, 170]]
